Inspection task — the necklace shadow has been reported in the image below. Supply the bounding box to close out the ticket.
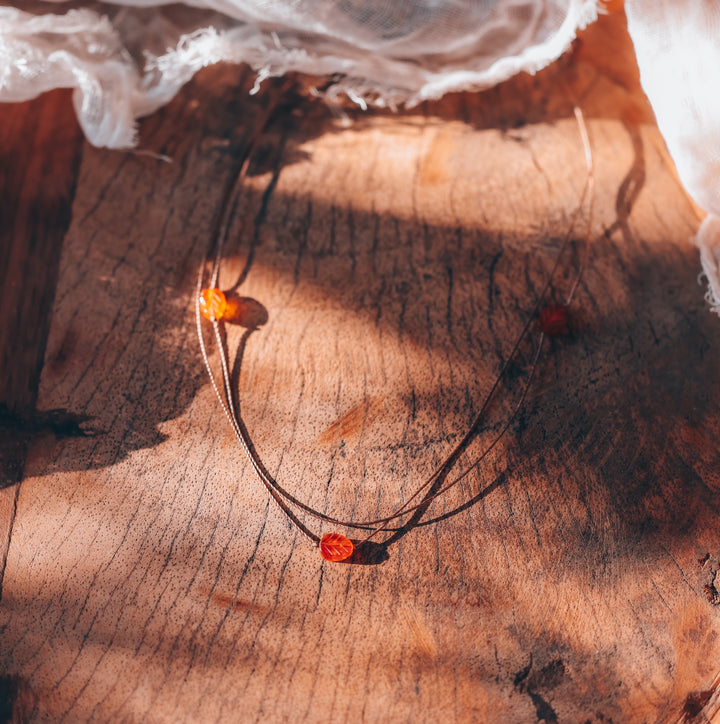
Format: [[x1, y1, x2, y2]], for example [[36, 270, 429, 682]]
[[217, 242, 518, 566]]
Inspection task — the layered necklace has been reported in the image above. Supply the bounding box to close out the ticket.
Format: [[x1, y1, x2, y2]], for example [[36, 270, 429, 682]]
[[196, 106, 594, 563]]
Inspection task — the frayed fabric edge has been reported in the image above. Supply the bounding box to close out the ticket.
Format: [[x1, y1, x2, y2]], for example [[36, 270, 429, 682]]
[[1, 1, 599, 148], [695, 214, 720, 316], [194, 0, 600, 108]]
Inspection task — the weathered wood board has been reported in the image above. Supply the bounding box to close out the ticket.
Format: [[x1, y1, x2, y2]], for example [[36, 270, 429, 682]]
[[1, 9, 719, 723]]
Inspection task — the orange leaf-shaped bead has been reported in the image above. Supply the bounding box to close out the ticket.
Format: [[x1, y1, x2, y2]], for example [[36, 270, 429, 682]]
[[319, 533, 354, 562], [538, 304, 569, 336], [200, 288, 227, 321]]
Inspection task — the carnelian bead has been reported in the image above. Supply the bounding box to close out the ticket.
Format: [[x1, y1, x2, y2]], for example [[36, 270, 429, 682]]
[[200, 288, 227, 321], [319, 533, 354, 562], [538, 304, 569, 336]]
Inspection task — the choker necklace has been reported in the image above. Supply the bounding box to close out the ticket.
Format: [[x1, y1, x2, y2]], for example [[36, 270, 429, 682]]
[[196, 107, 595, 563]]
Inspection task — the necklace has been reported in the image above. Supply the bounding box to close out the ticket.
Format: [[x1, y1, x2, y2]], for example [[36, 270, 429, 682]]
[[196, 107, 595, 563]]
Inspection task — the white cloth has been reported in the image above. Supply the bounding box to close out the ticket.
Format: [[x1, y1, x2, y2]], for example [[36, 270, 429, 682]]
[[0, 1, 598, 146], [625, 0, 720, 312]]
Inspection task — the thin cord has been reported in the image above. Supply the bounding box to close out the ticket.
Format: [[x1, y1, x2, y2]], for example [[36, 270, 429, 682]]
[[197, 81, 321, 545], [196, 288, 319, 543], [565, 106, 595, 306], [198, 106, 596, 548]]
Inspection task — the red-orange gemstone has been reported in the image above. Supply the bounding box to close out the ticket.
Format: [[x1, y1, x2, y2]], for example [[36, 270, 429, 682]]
[[538, 304, 569, 336], [200, 288, 227, 321], [319, 533, 354, 562]]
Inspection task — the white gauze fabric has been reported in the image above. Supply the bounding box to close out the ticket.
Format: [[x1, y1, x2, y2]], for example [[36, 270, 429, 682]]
[[624, 0, 720, 313], [0, 0, 598, 147]]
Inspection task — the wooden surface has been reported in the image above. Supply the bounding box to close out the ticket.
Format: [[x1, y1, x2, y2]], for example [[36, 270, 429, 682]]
[[1, 9, 720, 723]]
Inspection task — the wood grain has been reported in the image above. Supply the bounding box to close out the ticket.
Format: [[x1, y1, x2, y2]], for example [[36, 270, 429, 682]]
[[1, 10, 719, 723], [0, 90, 84, 605]]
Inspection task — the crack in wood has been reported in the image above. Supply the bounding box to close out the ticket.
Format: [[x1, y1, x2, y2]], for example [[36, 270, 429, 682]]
[[700, 556, 720, 606]]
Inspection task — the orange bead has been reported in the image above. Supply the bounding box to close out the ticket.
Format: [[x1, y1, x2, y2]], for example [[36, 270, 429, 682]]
[[200, 288, 227, 321], [319, 533, 354, 562], [538, 304, 569, 336]]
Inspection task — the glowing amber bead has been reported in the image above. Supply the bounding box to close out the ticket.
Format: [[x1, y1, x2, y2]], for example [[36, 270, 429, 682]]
[[200, 288, 227, 321], [538, 304, 569, 336], [319, 533, 354, 562]]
